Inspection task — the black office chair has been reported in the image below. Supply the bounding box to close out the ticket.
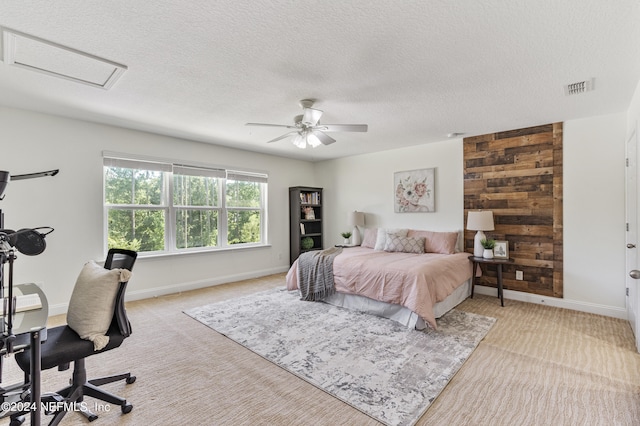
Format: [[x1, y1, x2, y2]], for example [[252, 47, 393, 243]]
[[12, 248, 137, 425]]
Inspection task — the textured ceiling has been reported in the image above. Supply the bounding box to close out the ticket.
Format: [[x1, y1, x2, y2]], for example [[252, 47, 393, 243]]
[[1, 1, 639, 162]]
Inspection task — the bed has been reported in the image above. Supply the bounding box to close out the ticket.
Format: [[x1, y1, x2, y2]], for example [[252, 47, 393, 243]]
[[286, 228, 474, 330]]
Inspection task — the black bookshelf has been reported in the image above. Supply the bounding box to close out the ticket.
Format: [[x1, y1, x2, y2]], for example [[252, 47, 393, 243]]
[[289, 186, 323, 265]]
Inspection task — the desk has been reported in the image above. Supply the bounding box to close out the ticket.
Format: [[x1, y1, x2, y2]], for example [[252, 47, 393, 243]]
[[1, 283, 48, 426], [468, 256, 514, 307]]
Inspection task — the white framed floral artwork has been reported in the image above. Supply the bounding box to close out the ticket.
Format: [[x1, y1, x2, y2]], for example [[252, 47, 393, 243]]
[[394, 168, 435, 212]]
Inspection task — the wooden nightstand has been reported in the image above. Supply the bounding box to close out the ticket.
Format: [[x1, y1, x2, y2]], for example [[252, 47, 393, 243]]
[[468, 255, 514, 307]]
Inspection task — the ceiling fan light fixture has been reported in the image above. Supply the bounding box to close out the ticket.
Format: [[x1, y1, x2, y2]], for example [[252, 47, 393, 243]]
[[307, 133, 322, 148], [302, 108, 323, 126], [247, 99, 368, 148], [292, 133, 306, 149]]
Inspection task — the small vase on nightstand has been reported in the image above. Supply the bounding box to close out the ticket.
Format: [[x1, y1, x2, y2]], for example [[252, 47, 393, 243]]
[[480, 238, 495, 259], [340, 232, 352, 246]]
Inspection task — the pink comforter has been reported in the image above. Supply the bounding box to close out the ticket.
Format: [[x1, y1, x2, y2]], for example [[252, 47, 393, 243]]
[[286, 247, 473, 329]]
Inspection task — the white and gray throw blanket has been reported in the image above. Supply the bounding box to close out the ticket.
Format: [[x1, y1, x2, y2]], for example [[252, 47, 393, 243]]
[[297, 246, 343, 301]]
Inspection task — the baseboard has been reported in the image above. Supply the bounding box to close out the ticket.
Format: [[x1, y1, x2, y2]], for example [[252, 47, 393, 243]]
[[47, 265, 290, 317], [47, 302, 69, 317], [48, 272, 627, 321], [474, 285, 628, 320]]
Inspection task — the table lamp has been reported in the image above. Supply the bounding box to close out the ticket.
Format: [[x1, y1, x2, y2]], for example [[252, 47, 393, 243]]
[[348, 211, 365, 246], [467, 210, 494, 257]]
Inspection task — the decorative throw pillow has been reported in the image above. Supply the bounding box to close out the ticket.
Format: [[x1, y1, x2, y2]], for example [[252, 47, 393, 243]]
[[407, 230, 459, 254], [66, 261, 132, 351], [384, 235, 425, 254], [361, 228, 378, 248], [374, 228, 409, 251]]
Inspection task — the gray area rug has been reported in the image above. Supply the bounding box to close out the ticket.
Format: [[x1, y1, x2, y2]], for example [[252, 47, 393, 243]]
[[185, 288, 495, 426]]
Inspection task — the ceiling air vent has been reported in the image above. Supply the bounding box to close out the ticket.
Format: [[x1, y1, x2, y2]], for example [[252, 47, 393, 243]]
[[564, 78, 594, 96]]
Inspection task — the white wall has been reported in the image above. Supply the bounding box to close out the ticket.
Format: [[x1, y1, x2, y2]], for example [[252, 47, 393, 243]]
[[1, 105, 631, 319], [563, 113, 626, 310], [315, 140, 464, 247], [627, 78, 640, 138], [0, 107, 314, 314], [316, 114, 629, 318]]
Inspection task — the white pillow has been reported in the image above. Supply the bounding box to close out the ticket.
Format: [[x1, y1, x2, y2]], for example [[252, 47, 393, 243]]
[[66, 261, 132, 351], [374, 228, 408, 251]]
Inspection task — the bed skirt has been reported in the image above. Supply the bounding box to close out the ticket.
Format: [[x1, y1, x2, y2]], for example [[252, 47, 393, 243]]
[[321, 279, 471, 330]]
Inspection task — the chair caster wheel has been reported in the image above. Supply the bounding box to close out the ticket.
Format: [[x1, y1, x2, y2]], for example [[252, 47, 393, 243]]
[[126, 375, 136, 384], [122, 403, 133, 414]]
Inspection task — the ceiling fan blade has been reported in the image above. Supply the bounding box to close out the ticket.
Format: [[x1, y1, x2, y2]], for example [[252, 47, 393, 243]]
[[302, 108, 323, 126], [320, 124, 368, 132], [266, 131, 298, 143], [246, 123, 297, 129], [312, 130, 336, 145]]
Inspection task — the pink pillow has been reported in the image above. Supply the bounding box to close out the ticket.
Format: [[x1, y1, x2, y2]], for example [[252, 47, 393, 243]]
[[361, 228, 378, 248], [407, 230, 458, 254]]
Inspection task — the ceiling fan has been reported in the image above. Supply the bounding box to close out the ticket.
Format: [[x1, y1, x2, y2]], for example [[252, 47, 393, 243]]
[[246, 99, 368, 149]]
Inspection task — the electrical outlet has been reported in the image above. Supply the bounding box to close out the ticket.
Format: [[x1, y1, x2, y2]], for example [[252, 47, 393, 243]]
[[515, 270, 523, 281]]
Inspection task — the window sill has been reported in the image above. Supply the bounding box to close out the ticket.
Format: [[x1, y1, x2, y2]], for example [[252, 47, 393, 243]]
[[133, 243, 272, 260]]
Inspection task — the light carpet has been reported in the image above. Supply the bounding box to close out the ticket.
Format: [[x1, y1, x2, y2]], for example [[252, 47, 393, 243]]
[[185, 288, 495, 426]]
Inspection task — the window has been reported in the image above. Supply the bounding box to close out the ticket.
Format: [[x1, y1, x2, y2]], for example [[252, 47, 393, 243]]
[[226, 171, 266, 246], [173, 165, 224, 250], [104, 154, 267, 255]]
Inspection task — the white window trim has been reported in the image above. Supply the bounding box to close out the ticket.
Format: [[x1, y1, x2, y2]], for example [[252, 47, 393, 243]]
[[103, 151, 268, 256]]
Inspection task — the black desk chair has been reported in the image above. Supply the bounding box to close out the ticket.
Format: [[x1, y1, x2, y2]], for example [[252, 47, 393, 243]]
[[12, 248, 137, 425]]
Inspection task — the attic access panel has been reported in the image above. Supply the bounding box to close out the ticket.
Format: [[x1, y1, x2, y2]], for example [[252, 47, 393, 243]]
[[1, 27, 127, 89]]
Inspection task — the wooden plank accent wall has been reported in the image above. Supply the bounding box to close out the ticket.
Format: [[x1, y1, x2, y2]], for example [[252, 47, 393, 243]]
[[463, 123, 563, 297]]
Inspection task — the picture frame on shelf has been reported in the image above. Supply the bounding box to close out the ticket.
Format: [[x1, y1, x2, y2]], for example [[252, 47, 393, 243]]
[[493, 240, 509, 259], [302, 206, 315, 220]]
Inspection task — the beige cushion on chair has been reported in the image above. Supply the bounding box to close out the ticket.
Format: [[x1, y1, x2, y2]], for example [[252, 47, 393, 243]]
[[66, 261, 132, 351]]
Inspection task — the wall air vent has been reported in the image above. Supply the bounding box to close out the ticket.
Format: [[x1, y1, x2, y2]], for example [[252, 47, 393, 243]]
[[564, 78, 594, 96], [1, 27, 127, 90]]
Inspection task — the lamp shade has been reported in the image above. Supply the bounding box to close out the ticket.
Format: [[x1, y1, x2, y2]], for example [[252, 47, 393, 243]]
[[466, 211, 494, 231], [348, 211, 365, 246], [348, 211, 365, 227]]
